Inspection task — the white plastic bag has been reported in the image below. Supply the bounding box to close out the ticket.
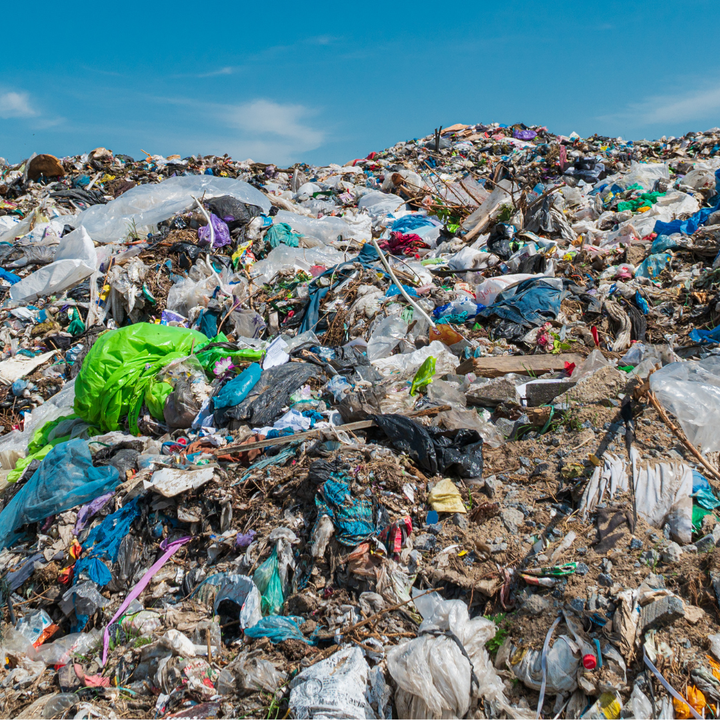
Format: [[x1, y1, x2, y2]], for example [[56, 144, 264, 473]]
[[75, 175, 270, 243], [9, 227, 96, 303], [475, 273, 542, 306], [275, 210, 371, 243], [650, 357, 720, 453], [372, 341, 459, 379], [366, 316, 408, 362], [387, 599, 507, 719], [289, 646, 372, 719]]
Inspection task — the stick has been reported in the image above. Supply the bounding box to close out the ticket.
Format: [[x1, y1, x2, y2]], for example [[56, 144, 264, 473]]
[[647, 391, 720, 485], [371, 238, 436, 328], [213, 406, 451, 456]]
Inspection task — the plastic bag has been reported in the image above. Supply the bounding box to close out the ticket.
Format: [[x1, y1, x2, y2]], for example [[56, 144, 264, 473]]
[[193, 573, 262, 630], [410, 357, 435, 395], [75, 175, 270, 243], [253, 550, 284, 616], [315, 476, 376, 546], [9, 227, 97, 304], [366, 316, 408, 362], [510, 635, 580, 694], [213, 363, 262, 409], [217, 650, 286, 696], [289, 646, 373, 719], [74, 323, 208, 434], [244, 615, 313, 644], [372, 341, 459, 380], [428, 478, 466, 514], [217, 362, 319, 427], [475, 273, 539, 306], [387, 598, 507, 719], [0, 439, 119, 549], [275, 209, 372, 243], [372, 414, 484, 479], [649, 357, 720, 453]]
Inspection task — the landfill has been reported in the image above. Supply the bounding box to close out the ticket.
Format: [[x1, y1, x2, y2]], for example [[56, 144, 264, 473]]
[[2, 124, 720, 718]]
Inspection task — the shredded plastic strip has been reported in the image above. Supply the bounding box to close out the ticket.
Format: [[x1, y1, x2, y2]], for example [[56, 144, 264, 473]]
[[101, 536, 190, 665], [537, 615, 562, 719], [643, 647, 701, 720]]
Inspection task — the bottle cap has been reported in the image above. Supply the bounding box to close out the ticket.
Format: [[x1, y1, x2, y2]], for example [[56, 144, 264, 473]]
[[582, 653, 597, 670]]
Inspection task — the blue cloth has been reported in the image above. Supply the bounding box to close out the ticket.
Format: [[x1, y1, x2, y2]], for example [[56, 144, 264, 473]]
[[0, 440, 120, 550], [244, 615, 316, 644], [390, 214, 435, 233], [654, 172, 720, 235], [689, 326, 720, 344], [79, 496, 141, 565], [75, 556, 112, 586], [477, 278, 564, 328], [635, 253, 670, 280], [266, 223, 300, 248], [315, 477, 375, 546], [0, 268, 21, 285]]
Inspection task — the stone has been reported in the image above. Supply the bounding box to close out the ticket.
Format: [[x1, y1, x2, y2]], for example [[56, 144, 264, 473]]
[[554, 366, 628, 405], [598, 573, 613, 586], [523, 594, 551, 616], [501, 507, 524, 534], [695, 534, 717, 553], [413, 533, 436, 552], [525, 379, 576, 406], [661, 542, 682, 564], [630, 537, 643, 550], [481, 474, 500, 498], [569, 597, 585, 613], [27, 153, 65, 180], [641, 549, 660, 566], [452, 513, 469, 530], [575, 562, 589, 575], [600, 558, 613, 573], [639, 596, 685, 631], [684, 605, 705, 625]]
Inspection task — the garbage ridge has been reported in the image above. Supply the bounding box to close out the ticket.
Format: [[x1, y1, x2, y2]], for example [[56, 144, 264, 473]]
[[2, 124, 720, 718]]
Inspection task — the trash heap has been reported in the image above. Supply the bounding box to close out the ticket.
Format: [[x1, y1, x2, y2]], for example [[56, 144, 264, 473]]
[[2, 124, 720, 718]]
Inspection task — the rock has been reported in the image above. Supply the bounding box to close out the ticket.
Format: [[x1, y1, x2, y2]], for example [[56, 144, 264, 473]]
[[641, 549, 660, 566], [466, 377, 518, 407], [525, 379, 576, 406], [639, 596, 685, 631], [501, 507, 524, 534], [576, 562, 589, 575], [569, 597, 585, 613], [600, 558, 613, 573], [554, 366, 628, 405], [523, 594, 551, 616], [27, 153, 65, 180], [481, 474, 500, 498], [630, 537, 643, 550], [598, 573, 613, 586], [684, 605, 705, 625], [695, 534, 716, 553], [413, 533, 436, 552], [452, 513, 468, 530], [661, 542, 682, 564]]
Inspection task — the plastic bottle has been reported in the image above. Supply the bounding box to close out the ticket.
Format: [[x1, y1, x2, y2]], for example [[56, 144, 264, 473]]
[[42, 694, 77, 719]]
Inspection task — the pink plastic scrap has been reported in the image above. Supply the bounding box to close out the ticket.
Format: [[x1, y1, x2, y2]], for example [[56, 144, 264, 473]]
[[101, 536, 190, 665]]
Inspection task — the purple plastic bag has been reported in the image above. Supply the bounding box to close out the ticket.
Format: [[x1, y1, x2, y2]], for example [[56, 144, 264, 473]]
[[198, 213, 232, 249], [513, 129, 537, 141]]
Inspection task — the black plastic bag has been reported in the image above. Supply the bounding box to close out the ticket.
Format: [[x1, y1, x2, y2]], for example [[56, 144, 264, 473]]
[[487, 223, 515, 260], [216, 362, 321, 427], [206, 196, 263, 230], [371, 414, 483, 479]]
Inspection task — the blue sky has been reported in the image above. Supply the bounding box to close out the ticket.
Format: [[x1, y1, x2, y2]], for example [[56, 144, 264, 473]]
[[1, 0, 719, 166]]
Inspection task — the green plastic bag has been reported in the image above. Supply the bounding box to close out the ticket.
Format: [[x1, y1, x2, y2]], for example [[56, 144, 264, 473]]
[[410, 356, 436, 396], [253, 549, 284, 616], [74, 323, 209, 435]]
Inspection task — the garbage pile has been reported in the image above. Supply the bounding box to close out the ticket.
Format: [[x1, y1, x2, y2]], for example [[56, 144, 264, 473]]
[[2, 124, 720, 718]]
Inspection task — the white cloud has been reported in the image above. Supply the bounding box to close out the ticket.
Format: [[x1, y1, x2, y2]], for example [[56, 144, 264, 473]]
[[604, 81, 720, 126], [0, 91, 38, 119], [216, 99, 324, 162]]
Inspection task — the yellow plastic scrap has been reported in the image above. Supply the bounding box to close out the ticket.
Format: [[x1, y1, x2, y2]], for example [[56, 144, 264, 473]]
[[428, 478, 466, 514], [673, 685, 706, 719]]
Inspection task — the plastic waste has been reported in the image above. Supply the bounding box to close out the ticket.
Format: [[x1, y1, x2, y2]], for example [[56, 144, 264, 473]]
[[366, 316, 408, 362], [0, 439, 120, 549], [217, 651, 287, 696], [428, 478, 467, 514], [213, 363, 262, 409], [9, 227, 97, 304], [75, 174, 271, 243], [387, 598, 508, 718], [289, 646, 373, 719], [410, 356, 435, 395], [650, 357, 720, 453]]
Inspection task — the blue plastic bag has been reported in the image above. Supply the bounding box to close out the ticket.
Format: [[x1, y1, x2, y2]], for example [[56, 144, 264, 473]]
[[0, 439, 120, 549], [244, 615, 315, 645], [315, 477, 376, 546], [214, 363, 262, 409]]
